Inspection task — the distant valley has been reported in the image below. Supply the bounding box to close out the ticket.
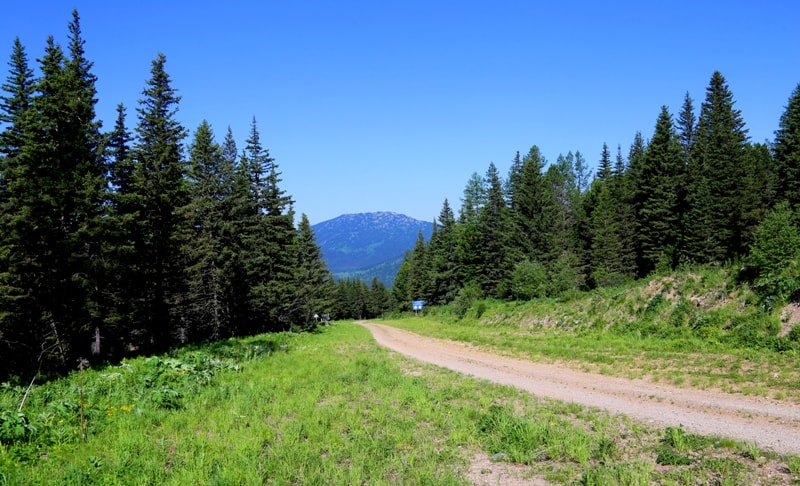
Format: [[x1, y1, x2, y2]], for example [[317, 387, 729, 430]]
[[312, 212, 434, 287]]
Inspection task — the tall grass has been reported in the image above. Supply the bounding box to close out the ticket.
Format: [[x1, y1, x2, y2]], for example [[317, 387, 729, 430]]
[[0, 322, 795, 484]]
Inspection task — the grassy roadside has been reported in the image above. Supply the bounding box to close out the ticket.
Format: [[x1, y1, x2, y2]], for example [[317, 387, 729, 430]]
[[390, 267, 800, 404], [384, 314, 800, 403], [1, 322, 799, 484]]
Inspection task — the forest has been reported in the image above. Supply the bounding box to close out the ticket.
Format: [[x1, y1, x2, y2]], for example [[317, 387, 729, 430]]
[[0, 12, 337, 382], [2, 10, 800, 383], [389, 66, 800, 319]]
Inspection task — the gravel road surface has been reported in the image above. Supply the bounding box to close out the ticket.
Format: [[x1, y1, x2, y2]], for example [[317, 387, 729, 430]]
[[361, 322, 800, 455]]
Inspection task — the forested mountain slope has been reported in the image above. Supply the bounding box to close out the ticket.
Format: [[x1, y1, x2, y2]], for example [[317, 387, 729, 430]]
[[313, 212, 433, 285]]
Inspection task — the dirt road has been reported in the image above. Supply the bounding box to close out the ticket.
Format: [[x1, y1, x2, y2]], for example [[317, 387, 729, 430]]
[[361, 322, 800, 455]]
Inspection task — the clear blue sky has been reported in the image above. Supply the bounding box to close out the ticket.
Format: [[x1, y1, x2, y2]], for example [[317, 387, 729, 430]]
[[2, 1, 798, 224]]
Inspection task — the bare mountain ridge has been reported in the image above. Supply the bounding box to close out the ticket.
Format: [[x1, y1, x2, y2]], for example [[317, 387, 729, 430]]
[[312, 212, 434, 286]]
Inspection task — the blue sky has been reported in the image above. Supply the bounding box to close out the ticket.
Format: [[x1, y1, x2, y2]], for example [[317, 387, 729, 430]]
[[2, 1, 798, 224]]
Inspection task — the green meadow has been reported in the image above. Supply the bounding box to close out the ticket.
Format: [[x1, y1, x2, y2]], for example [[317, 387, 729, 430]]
[[2, 314, 799, 484]]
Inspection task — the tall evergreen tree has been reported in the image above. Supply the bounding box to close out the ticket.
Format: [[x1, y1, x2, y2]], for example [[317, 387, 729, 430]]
[[509, 146, 557, 264], [0, 37, 37, 379], [181, 120, 233, 341], [236, 117, 297, 331], [407, 230, 432, 301], [590, 145, 637, 286], [0, 38, 34, 166], [505, 150, 523, 206], [612, 145, 638, 279], [573, 151, 590, 195], [774, 83, 800, 214], [613, 145, 626, 177], [219, 126, 250, 335], [596, 142, 612, 180], [458, 171, 485, 223], [455, 172, 485, 287], [0, 12, 106, 377], [684, 71, 748, 262], [739, 142, 777, 249], [99, 103, 138, 357], [476, 162, 511, 296], [634, 106, 684, 274], [131, 52, 189, 351], [428, 199, 459, 304], [544, 160, 584, 291], [677, 92, 696, 161], [290, 213, 334, 328]]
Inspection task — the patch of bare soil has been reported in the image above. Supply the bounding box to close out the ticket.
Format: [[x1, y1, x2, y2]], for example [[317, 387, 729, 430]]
[[360, 322, 800, 457], [466, 451, 549, 486], [780, 302, 800, 337]]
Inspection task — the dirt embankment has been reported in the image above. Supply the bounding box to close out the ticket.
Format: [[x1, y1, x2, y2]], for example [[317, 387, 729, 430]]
[[361, 322, 800, 455]]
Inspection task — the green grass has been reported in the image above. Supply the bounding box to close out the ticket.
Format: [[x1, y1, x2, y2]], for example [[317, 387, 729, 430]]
[[388, 266, 800, 403], [1, 321, 797, 484]]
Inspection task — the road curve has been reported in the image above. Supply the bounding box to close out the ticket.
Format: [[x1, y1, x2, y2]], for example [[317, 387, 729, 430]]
[[361, 322, 800, 455]]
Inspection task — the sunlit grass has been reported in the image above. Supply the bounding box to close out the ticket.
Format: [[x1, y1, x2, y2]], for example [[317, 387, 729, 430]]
[[387, 265, 800, 404], [0, 321, 796, 485]]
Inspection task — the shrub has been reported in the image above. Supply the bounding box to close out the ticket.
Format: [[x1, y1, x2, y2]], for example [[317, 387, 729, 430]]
[[510, 259, 548, 300], [0, 409, 35, 443], [748, 202, 800, 307], [452, 283, 482, 319]]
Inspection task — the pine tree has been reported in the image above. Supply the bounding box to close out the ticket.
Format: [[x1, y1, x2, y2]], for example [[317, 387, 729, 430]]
[[407, 230, 432, 301], [612, 145, 638, 279], [509, 146, 557, 264], [774, 83, 800, 214], [596, 142, 612, 180], [476, 162, 510, 297], [677, 91, 696, 163], [586, 143, 618, 285], [181, 120, 233, 341], [589, 145, 636, 286], [739, 143, 777, 249], [428, 199, 459, 304], [219, 126, 250, 335], [544, 161, 584, 291], [634, 106, 684, 274], [0, 38, 34, 170], [236, 117, 297, 331], [562, 151, 592, 281], [458, 171, 485, 223], [685, 71, 749, 262], [291, 213, 334, 328], [573, 151, 590, 194], [505, 150, 523, 206], [99, 103, 138, 357], [131, 52, 189, 351], [366, 277, 393, 318], [0, 37, 36, 379], [625, 131, 647, 274], [0, 12, 106, 376], [455, 172, 485, 287]]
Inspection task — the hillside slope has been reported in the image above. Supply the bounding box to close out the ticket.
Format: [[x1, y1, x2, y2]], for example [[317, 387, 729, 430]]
[[439, 266, 800, 354]]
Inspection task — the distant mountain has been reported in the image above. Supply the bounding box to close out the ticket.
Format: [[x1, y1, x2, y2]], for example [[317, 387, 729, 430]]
[[312, 212, 434, 287]]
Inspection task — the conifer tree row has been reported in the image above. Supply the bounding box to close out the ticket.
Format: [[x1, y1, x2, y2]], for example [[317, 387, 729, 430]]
[[0, 11, 333, 381], [393, 71, 798, 314]]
